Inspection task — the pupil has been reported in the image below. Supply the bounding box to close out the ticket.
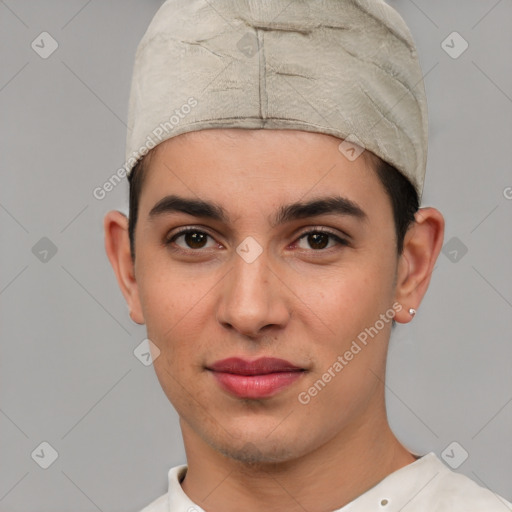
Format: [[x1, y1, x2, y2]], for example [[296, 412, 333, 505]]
[[186, 232, 207, 248], [308, 233, 328, 249]]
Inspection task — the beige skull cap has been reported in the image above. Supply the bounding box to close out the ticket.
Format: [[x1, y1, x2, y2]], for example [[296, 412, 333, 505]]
[[125, 0, 428, 199]]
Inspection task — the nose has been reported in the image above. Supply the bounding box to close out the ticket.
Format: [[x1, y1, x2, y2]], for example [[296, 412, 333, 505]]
[[216, 249, 291, 339]]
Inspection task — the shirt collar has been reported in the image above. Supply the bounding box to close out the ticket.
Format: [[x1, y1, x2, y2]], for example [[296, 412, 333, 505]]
[[167, 465, 204, 512], [336, 452, 447, 511], [166, 452, 446, 512]]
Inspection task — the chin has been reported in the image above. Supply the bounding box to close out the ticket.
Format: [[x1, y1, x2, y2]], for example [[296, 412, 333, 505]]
[[198, 418, 319, 466], [215, 437, 299, 465]]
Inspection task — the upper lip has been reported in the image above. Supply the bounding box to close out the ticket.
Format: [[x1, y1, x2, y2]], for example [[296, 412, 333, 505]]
[[208, 357, 304, 375]]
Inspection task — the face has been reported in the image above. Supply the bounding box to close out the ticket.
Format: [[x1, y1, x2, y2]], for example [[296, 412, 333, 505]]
[[132, 129, 401, 463]]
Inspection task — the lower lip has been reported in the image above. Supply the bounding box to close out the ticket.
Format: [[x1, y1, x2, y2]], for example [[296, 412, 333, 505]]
[[210, 371, 303, 399]]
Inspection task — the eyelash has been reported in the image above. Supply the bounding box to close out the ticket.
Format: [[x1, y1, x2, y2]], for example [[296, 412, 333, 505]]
[[164, 226, 349, 253]]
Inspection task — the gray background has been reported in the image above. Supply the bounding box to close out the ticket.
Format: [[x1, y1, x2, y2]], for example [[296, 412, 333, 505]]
[[1, 0, 511, 511]]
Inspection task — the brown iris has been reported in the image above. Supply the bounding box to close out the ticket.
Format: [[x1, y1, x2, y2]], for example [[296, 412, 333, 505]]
[[185, 231, 208, 249], [307, 233, 329, 250]]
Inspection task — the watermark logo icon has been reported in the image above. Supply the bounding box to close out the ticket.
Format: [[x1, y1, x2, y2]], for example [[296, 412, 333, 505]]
[[441, 441, 468, 469], [31, 32, 59, 59], [32, 237, 58, 263], [338, 134, 365, 161], [237, 33, 259, 57], [31, 441, 59, 469], [134, 339, 161, 366], [236, 236, 263, 264], [442, 236, 468, 263], [441, 32, 468, 59]]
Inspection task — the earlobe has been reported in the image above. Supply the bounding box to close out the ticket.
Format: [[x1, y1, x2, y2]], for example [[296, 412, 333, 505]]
[[394, 207, 445, 324], [103, 210, 145, 325]]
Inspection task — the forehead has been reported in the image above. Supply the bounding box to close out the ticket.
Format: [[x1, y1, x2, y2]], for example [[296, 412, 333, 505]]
[[137, 129, 390, 223]]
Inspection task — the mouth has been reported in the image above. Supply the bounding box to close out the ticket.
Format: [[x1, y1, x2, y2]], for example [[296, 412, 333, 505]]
[[206, 357, 306, 399]]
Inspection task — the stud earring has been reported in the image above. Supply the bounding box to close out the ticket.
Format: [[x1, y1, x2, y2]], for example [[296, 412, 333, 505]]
[[408, 308, 417, 317]]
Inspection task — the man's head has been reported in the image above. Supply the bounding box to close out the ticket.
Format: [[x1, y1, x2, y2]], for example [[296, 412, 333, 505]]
[[104, 0, 444, 469], [104, 128, 444, 464]]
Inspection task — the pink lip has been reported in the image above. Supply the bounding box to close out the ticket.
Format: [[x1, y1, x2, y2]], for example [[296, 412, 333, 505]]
[[208, 357, 305, 399]]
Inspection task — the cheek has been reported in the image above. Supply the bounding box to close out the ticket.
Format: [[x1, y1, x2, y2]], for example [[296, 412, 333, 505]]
[[137, 264, 213, 357], [296, 252, 397, 415], [139, 272, 215, 412], [309, 256, 396, 339], [294, 265, 395, 427]]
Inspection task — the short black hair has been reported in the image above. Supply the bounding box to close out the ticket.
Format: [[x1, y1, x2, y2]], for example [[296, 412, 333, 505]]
[[373, 158, 420, 255], [127, 155, 147, 263], [127, 150, 419, 262]]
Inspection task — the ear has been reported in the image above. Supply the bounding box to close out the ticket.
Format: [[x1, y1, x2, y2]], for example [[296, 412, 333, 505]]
[[103, 210, 145, 325], [394, 207, 445, 323]]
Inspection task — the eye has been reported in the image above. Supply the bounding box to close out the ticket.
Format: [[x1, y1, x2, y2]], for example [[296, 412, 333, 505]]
[[166, 228, 218, 250], [295, 229, 348, 250]]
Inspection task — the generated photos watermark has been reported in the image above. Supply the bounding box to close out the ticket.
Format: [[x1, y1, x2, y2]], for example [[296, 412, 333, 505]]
[[93, 96, 198, 200], [298, 302, 402, 405]]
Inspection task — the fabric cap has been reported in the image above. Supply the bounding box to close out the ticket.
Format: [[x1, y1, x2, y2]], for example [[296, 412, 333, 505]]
[[125, 0, 428, 199]]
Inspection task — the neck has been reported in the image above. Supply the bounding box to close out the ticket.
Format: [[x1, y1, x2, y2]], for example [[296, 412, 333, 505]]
[[180, 398, 416, 512]]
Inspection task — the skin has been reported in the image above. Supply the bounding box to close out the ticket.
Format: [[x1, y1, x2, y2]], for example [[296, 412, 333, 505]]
[[104, 129, 444, 512]]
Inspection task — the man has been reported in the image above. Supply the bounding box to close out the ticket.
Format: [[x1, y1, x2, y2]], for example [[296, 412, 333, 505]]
[[104, 0, 512, 510]]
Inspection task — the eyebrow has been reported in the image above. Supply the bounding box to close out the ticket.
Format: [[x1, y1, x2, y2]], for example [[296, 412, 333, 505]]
[[148, 194, 368, 226]]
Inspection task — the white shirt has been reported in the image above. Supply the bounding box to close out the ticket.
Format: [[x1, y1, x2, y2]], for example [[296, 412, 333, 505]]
[[140, 452, 512, 511]]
